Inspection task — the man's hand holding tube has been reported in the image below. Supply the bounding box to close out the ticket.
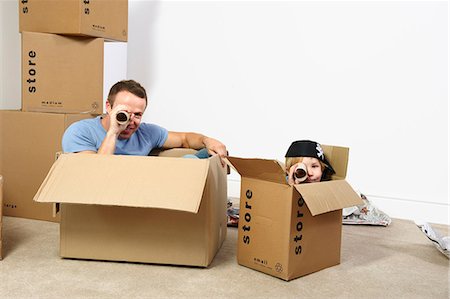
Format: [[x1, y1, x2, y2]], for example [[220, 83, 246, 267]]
[[97, 104, 130, 155], [108, 104, 130, 136]]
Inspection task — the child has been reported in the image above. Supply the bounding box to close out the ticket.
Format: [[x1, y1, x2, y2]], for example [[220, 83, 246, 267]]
[[285, 140, 335, 185], [285, 140, 392, 226]]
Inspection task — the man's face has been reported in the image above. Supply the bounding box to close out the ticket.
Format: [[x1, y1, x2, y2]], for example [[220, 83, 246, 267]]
[[109, 90, 146, 139]]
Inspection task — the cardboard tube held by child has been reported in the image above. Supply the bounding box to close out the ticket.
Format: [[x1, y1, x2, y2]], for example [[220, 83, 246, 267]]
[[294, 163, 307, 183]]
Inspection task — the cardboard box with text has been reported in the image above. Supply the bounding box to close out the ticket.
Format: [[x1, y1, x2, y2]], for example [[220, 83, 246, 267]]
[[227, 145, 363, 281], [33, 150, 228, 267], [0, 110, 93, 221], [19, 0, 128, 42], [22, 31, 105, 114]]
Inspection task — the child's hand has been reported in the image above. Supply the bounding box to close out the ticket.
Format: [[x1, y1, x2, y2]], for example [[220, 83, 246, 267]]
[[287, 162, 308, 186]]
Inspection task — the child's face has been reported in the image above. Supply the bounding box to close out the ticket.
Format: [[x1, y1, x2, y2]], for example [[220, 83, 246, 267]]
[[289, 157, 323, 183]]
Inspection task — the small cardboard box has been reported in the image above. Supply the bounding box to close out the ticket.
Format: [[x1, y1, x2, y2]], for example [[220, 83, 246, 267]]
[[227, 145, 363, 281], [33, 151, 228, 267], [19, 0, 128, 42], [22, 31, 105, 114], [0, 110, 93, 221]]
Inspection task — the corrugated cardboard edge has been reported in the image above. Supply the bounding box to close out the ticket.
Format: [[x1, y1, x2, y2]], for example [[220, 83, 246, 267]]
[[0, 175, 3, 260], [204, 154, 228, 266]]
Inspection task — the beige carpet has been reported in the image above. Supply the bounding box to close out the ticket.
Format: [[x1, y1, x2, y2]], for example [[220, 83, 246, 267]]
[[0, 216, 449, 298]]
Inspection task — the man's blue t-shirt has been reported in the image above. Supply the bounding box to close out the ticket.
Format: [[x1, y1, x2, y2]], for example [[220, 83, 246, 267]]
[[62, 116, 168, 155]]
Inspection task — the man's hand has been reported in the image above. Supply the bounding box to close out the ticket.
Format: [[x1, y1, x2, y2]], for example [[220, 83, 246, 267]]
[[203, 137, 228, 166], [203, 136, 227, 157], [108, 104, 130, 136], [163, 132, 228, 166]]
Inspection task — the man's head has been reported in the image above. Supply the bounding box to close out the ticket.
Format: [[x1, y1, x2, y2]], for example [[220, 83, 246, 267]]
[[107, 80, 147, 108], [106, 80, 147, 140]]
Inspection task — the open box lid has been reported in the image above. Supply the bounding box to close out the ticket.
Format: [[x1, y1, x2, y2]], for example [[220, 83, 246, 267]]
[[321, 145, 349, 180], [294, 180, 363, 216], [33, 153, 211, 213], [226, 156, 287, 185]]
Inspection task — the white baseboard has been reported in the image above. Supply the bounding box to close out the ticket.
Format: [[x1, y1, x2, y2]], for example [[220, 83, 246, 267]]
[[363, 194, 449, 226], [227, 178, 450, 226]]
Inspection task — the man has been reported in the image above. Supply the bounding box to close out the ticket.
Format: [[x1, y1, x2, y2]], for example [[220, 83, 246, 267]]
[[62, 80, 227, 161]]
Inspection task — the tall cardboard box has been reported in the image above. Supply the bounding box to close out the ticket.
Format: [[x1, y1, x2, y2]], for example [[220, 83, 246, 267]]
[[33, 151, 228, 267], [227, 145, 363, 281], [0, 111, 93, 221], [19, 0, 128, 42], [22, 31, 105, 114]]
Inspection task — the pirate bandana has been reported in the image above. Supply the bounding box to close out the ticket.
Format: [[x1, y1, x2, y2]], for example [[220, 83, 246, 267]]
[[285, 140, 335, 174]]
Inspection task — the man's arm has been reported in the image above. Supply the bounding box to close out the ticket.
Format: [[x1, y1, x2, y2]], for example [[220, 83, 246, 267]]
[[96, 104, 130, 154], [163, 132, 227, 158]]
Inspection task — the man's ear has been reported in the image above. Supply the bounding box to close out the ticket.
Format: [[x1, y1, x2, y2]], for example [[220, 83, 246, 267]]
[[105, 100, 112, 112]]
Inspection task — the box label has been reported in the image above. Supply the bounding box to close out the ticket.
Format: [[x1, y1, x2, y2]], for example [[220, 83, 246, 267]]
[[293, 196, 305, 255], [241, 189, 253, 245], [83, 0, 90, 15], [21, 0, 29, 14], [26, 50, 37, 93]]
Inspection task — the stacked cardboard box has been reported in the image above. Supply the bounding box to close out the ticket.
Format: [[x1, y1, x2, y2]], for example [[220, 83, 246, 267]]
[[0, 111, 93, 221], [0, 0, 128, 221], [19, 0, 128, 42]]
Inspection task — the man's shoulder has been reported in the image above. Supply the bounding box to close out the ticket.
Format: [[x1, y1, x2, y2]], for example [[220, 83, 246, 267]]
[[65, 116, 102, 137], [138, 123, 166, 135], [70, 116, 100, 128]]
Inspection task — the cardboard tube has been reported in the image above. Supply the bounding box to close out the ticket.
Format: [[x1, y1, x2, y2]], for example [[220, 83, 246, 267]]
[[116, 111, 130, 125], [294, 163, 307, 183]]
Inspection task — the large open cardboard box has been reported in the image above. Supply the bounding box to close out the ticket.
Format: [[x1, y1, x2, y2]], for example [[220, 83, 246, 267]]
[[19, 0, 128, 42], [0, 111, 93, 221], [226, 145, 363, 281], [33, 150, 228, 267]]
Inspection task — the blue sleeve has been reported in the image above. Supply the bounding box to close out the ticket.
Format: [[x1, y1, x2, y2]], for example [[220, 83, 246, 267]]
[[157, 126, 168, 148], [62, 121, 99, 153], [141, 123, 168, 149]]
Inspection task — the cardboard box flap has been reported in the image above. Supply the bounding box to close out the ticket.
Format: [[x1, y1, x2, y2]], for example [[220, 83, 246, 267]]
[[33, 154, 210, 213], [226, 157, 287, 185], [294, 180, 363, 216], [322, 145, 349, 179]]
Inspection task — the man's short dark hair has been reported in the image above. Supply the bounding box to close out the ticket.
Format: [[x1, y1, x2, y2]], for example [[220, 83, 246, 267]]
[[107, 80, 147, 107]]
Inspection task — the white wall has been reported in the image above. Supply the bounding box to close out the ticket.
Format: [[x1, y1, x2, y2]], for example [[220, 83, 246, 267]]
[[0, 0, 21, 109], [1, 1, 448, 225]]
